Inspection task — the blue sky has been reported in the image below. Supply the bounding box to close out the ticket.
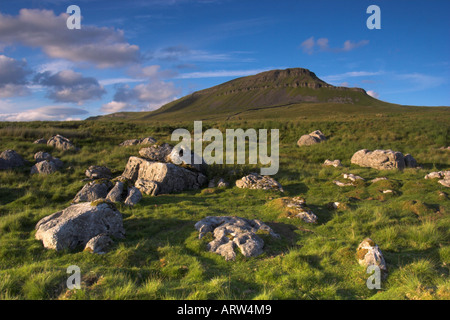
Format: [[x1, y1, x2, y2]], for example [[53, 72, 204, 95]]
[[0, 0, 449, 120]]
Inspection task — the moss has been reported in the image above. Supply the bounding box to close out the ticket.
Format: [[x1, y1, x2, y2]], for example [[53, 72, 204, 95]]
[[356, 248, 368, 261], [90, 199, 116, 210]]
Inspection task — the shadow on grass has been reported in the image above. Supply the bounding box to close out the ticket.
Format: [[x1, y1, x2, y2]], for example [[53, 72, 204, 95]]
[[0, 187, 26, 206]]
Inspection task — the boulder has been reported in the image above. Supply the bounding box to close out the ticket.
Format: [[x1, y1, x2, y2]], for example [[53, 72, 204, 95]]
[[323, 159, 342, 167], [72, 180, 112, 203], [35, 202, 125, 251], [0, 150, 25, 170], [30, 160, 58, 175], [351, 149, 417, 170], [194, 216, 280, 260], [84, 234, 113, 254], [235, 173, 284, 192], [34, 151, 53, 162], [106, 181, 125, 202], [120, 156, 207, 195], [139, 143, 173, 162], [33, 138, 47, 144], [135, 178, 160, 196], [140, 143, 207, 173], [297, 130, 327, 146], [124, 187, 142, 206], [47, 135, 78, 151], [356, 238, 388, 276], [85, 165, 112, 180]]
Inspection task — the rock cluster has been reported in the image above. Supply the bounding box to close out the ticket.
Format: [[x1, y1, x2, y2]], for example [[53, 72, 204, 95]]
[[35, 202, 125, 252], [73, 179, 142, 206], [119, 137, 157, 147], [351, 149, 417, 170], [235, 173, 284, 192], [195, 216, 280, 260], [425, 170, 450, 188], [31, 151, 63, 175], [297, 130, 327, 146], [333, 173, 364, 187]]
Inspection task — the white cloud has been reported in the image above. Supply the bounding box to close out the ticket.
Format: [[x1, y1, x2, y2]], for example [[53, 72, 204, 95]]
[[101, 101, 132, 113], [34, 70, 106, 104], [300, 37, 369, 54], [0, 105, 88, 121], [0, 9, 140, 68], [367, 90, 379, 98]]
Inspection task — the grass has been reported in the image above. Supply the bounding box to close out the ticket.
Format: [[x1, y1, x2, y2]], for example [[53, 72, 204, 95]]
[[0, 109, 449, 300]]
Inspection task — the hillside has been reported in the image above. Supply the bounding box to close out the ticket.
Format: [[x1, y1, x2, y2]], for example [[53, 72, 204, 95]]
[[90, 68, 421, 122]]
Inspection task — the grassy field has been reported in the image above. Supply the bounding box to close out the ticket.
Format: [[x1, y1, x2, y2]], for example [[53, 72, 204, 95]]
[[0, 109, 449, 300]]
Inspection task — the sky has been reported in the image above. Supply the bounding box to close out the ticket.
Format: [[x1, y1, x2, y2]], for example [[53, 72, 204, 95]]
[[0, 0, 449, 121]]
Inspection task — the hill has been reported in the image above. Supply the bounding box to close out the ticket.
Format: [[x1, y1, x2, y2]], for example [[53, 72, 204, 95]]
[[89, 68, 427, 122]]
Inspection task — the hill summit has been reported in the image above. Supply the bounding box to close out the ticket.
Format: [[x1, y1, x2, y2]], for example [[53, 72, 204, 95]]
[[92, 68, 402, 121]]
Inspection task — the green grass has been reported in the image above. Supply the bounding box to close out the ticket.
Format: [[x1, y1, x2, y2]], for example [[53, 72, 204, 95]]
[[0, 110, 449, 300]]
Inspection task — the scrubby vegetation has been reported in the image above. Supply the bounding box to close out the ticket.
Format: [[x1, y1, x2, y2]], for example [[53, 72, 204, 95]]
[[0, 109, 449, 300]]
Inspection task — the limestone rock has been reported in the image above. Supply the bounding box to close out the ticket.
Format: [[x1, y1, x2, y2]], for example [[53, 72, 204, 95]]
[[35, 202, 125, 251], [30, 160, 58, 175], [135, 178, 160, 196], [120, 156, 207, 195], [235, 173, 284, 192], [73, 180, 112, 203], [84, 234, 113, 254], [274, 197, 318, 223], [124, 186, 142, 206], [343, 173, 364, 182], [297, 130, 327, 146], [425, 171, 450, 188], [47, 135, 78, 151], [139, 143, 173, 162], [351, 149, 417, 170], [0, 150, 25, 170], [34, 151, 53, 163], [120, 137, 157, 147], [323, 159, 342, 167], [194, 216, 280, 260], [356, 238, 388, 276], [208, 178, 229, 188], [106, 181, 124, 202], [33, 138, 47, 144], [85, 166, 112, 180]]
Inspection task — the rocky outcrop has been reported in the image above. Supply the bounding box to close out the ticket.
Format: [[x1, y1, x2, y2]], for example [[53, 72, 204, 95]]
[[85, 166, 112, 180], [0, 150, 25, 170], [356, 238, 388, 276], [120, 156, 207, 195], [297, 130, 327, 146], [235, 173, 284, 192], [35, 202, 125, 251], [351, 149, 417, 170], [47, 135, 78, 151], [123, 186, 142, 206], [195, 216, 280, 260]]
